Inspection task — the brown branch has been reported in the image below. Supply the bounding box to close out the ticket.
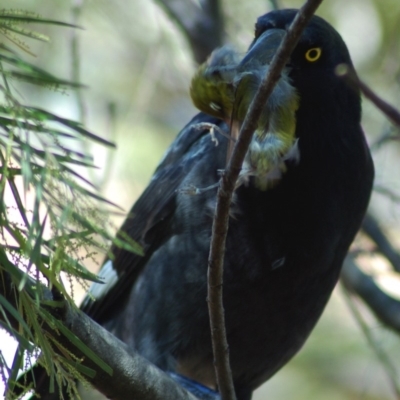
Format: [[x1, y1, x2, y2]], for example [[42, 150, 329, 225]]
[[61, 305, 199, 400], [340, 280, 400, 399], [336, 66, 400, 333], [0, 270, 198, 400], [336, 64, 400, 127], [341, 255, 400, 334], [206, 1, 324, 399], [362, 213, 400, 273], [155, 0, 224, 63]]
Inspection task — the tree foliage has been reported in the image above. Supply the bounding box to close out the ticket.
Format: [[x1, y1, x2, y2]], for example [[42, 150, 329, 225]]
[[0, 10, 140, 398]]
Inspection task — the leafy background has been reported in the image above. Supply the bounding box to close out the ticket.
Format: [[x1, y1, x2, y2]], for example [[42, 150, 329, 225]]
[[1, 0, 400, 399]]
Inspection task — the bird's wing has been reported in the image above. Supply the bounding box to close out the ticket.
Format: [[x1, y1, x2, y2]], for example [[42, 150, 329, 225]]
[[81, 113, 225, 324]]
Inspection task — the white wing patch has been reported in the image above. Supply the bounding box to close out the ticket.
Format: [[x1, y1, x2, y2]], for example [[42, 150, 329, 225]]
[[87, 260, 119, 301]]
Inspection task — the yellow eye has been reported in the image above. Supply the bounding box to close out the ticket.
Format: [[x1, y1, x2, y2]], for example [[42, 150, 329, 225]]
[[305, 47, 322, 62]]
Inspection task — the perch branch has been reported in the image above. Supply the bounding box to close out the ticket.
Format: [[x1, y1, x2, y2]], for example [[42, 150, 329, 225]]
[[206, 1, 324, 399], [0, 269, 197, 400]]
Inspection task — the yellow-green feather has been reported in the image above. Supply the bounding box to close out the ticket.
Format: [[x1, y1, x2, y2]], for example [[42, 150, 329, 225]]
[[190, 45, 300, 191]]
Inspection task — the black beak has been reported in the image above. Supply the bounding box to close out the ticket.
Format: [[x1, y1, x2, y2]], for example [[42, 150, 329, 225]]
[[240, 29, 286, 67]]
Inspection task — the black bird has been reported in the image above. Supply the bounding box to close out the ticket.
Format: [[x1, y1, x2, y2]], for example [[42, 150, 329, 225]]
[[31, 9, 374, 400]]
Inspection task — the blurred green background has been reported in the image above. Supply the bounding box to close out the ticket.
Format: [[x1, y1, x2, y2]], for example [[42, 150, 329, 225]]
[[1, 0, 400, 399]]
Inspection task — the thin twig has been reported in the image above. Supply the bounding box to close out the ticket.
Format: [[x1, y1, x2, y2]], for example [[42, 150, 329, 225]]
[[337, 64, 400, 127], [71, 0, 99, 191], [207, 1, 324, 399], [341, 255, 400, 333], [97, 101, 117, 191], [362, 213, 400, 273], [340, 280, 400, 399], [71, 0, 86, 124]]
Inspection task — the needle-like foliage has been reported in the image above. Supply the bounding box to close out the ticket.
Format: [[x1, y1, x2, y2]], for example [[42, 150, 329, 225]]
[[0, 10, 141, 399]]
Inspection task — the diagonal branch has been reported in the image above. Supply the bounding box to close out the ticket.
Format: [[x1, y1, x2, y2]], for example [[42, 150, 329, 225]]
[[336, 59, 400, 338], [337, 65, 400, 127], [207, 1, 324, 399], [341, 214, 400, 335], [0, 270, 198, 400], [341, 255, 400, 334], [362, 213, 400, 273], [340, 279, 400, 398]]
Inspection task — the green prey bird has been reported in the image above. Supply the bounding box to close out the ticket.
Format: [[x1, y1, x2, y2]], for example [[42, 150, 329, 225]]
[[190, 30, 299, 189]]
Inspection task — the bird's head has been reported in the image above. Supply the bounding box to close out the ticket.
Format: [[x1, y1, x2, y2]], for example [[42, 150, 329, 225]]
[[252, 9, 359, 111], [190, 10, 359, 189], [190, 46, 240, 121]]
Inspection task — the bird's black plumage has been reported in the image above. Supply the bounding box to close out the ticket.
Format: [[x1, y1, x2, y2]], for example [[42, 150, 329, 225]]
[[33, 9, 374, 400]]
